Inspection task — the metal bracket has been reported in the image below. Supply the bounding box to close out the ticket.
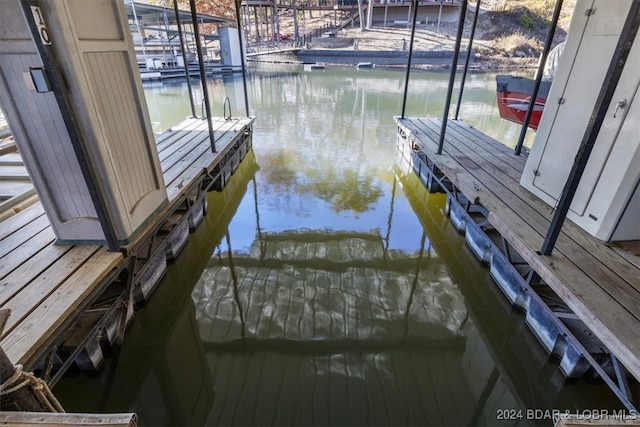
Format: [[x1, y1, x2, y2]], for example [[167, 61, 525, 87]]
[[611, 353, 633, 402]]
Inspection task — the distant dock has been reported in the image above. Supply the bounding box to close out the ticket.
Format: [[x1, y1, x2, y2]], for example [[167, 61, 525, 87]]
[[0, 116, 253, 382]]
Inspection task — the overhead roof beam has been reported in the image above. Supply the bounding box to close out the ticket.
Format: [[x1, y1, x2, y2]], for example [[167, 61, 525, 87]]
[[124, 1, 234, 25]]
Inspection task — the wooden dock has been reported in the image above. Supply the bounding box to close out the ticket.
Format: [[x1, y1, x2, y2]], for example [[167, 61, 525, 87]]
[[0, 412, 137, 426], [0, 116, 253, 375], [0, 125, 37, 220], [395, 118, 640, 403]]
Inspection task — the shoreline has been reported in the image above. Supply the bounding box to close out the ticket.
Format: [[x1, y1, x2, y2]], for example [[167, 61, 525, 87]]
[[248, 47, 538, 72]]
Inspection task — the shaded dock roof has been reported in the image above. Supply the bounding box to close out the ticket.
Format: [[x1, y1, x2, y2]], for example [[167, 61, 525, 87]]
[[124, 1, 234, 26]]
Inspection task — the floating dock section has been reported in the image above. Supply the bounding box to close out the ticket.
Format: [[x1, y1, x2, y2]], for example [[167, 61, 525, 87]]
[[0, 116, 253, 385], [395, 117, 640, 410]]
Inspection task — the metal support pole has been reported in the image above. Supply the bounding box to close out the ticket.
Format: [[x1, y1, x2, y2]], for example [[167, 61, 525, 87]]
[[20, 0, 119, 251], [159, 11, 168, 64], [235, 0, 251, 117], [514, 0, 563, 155], [437, 0, 467, 155], [189, 0, 217, 152], [454, 0, 480, 120], [540, 1, 640, 256], [173, 0, 197, 118], [400, 0, 420, 119], [130, 0, 148, 68]]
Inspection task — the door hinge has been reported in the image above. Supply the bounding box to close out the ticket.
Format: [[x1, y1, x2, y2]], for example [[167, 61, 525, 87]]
[[557, 97, 565, 105], [585, 8, 596, 16]]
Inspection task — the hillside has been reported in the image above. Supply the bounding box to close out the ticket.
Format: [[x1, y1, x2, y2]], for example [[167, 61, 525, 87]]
[[271, 0, 576, 69], [472, 0, 575, 65]]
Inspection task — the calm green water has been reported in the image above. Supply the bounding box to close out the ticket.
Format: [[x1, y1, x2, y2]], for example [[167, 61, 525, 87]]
[[54, 66, 621, 426]]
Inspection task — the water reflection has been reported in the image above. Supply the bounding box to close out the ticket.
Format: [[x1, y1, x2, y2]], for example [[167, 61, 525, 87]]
[[54, 66, 618, 425], [261, 149, 383, 214], [195, 231, 465, 346], [394, 160, 620, 420]]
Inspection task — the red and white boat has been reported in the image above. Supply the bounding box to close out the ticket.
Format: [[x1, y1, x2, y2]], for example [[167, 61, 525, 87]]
[[495, 75, 552, 130]]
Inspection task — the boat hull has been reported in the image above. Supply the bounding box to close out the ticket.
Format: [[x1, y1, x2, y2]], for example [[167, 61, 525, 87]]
[[496, 75, 551, 130]]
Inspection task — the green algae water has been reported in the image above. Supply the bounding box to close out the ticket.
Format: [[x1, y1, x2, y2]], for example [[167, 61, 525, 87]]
[[53, 65, 624, 426]]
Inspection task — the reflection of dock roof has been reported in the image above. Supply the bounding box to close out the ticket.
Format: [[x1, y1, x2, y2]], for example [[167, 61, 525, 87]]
[[208, 230, 440, 271], [193, 230, 468, 347]]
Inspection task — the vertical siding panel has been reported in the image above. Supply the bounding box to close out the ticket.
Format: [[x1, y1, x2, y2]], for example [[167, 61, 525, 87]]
[[85, 51, 159, 214], [97, 52, 133, 209], [107, 52, 140, 203], [114, 52, 144, 199], [28, 54, 90, 219], [4, 54, 96, 222], [93, 52, 136, 209]]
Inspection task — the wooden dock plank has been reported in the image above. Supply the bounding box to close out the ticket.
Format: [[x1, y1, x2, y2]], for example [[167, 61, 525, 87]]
[[424, 118, 634, 360], [0, 151, 24, 166], [422, 119, 523, 183], [0, 214, 50, 258], [412, 118, 640, 300], [169, 125, 239, 180], [398, 119, 481, 203], [155, 117, 203, 146], [159, 130, 209, 172], [0, 165, 30, 180], [0, 202, 45, 241], [433, 120, 640, 289], [155, 118, 194, 142], [164, 120, 250, 201], [418, 119, 519, 180], [160, 119, 237, 177], [0, 189, 37, 218], [451, 120, 528, 166], [0, 231, 68, 300], [0, 246, 123, 365], [156, 117, 225, 154], [157, 127, 208, 162], [0, 181, 33, 199], [397, 117, 640, 381], [0, 230, 57, 282], [0, 245, 100, 336], [556, 414, 640, 426], [0, 141, 17, 156], [160, 119, 239, 173], [191, 121, 250, 175], [418, 119, 640, 300], [0, 411, 137, 426]]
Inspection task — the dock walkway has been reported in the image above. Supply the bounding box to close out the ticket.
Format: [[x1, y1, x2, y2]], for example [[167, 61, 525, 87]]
[[0, 116, 253, 372], [395, 118, 640, 394]]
